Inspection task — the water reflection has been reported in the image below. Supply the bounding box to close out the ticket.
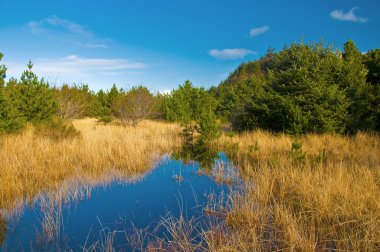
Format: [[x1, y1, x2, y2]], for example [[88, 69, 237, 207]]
[[0, 152, 237, 251], [172, 139, 219, 170], [0, 216, 7, 245]]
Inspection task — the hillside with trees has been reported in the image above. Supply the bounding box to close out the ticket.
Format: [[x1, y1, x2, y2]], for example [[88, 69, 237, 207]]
[[1, 39, 379, 137], [211, 39, 380, 134]]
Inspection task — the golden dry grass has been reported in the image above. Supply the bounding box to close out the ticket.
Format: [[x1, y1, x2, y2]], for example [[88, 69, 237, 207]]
[[209, 130, 380, 251], [1, 121, 379, 251], [0, 118, 181, 209]]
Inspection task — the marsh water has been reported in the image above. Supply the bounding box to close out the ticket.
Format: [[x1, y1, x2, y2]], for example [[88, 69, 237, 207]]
[[0, 149, 239, 251]]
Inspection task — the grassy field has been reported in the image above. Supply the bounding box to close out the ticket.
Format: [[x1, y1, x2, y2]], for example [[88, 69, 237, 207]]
[[0, 119, 181, 209], [1, 120, 379, 251], [208, 131, 380, 251]]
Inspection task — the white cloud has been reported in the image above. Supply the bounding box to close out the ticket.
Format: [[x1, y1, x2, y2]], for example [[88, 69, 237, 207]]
[[4, 55, 146, 84], [208, 48, 256, 60], [330, 7, 368, 23], [26, 16, 110, 48], [85, 43, 108, 49], [249, 25, 269, 37]]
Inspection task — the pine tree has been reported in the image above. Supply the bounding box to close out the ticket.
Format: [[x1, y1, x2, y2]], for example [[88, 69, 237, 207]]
[[0, 53, 25, 133], [165, 80, 220, 141], [363, 49, 380, 131], [94, 89, 113, 122], [9, 61, 58, 124], [342, 39, 375, 132], [253, 42, 350, 134]]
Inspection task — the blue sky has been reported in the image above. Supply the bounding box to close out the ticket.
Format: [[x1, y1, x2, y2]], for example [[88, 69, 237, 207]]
[[0, 0, 379, 92]]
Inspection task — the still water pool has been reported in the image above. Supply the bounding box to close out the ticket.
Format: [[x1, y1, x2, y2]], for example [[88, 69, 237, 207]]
[[0, 153, 238, 251]]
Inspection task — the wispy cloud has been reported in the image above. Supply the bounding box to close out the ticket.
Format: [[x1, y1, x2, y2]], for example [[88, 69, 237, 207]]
[[249, 25, 269, 37], [85, 43, 108, 49], [26, 15, 110, 48], [330, 7, 368, 23], [208, 48, 256, 60], [5, 55, 146, 84]]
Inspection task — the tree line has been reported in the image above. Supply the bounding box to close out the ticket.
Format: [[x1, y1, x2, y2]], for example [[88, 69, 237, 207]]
[[211, 39, 380, 134], [1, 39, 379, 137]]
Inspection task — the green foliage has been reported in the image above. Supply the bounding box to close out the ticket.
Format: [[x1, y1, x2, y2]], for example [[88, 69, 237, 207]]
[[289, 140, 306, 165], [8, 61, 58, 124], [362, 49, 380, 131], [108, 83, 121, 106], [266, 42, 350, 134], [172, 139, 219, 170], [1, 39, 378, 137], [0, 53, 5, 85], [165, 80, 215, 123], [198, 108, 221, 141], [213, 60, 268, 121], [165, 80, 220, 141], [0, 54, 25, 134], [94, 89, 113, 123], [152, 93, 168, 120], [342, 39, 376, 132], [214, 41, 377, 134], [363, 49, 380, 85]]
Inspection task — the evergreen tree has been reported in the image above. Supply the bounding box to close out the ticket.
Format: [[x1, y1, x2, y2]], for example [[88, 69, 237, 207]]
[[165, 80, 220, 141], [0, 53, 25, 133], [9, 61, 58, 124], [363, 49, 380, 85], [108, 83, 121, 107], [94, 89, 113, 122], [342, 39, 375, 132], [234, 42, 350, 133], [363, 49, 380, 131]]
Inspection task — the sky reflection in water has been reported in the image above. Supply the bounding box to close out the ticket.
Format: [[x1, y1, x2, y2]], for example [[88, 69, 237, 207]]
[[0, 150, 238, 251]]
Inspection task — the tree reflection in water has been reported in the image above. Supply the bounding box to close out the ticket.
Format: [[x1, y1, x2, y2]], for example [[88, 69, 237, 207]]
[[0, 215, 7, 245], [172, 139, 219, 170]]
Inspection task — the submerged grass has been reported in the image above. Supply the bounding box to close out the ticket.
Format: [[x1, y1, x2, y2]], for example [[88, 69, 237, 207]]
[[0, 118, 181, 209]]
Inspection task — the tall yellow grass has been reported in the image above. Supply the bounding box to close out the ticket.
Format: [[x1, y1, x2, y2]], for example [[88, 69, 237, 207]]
[[1, 121, 379, 251], [210, 131, 380, 251], [0, 118, 181, 209]]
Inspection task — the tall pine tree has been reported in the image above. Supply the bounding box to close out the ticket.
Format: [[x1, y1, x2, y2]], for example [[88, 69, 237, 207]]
[[342, 39, 375, 132]]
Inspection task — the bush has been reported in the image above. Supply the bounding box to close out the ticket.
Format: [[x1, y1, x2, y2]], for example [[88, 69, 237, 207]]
[[165, 80, 220, 142], [34, 118, 80, 141], [112, 86, 156, 126]]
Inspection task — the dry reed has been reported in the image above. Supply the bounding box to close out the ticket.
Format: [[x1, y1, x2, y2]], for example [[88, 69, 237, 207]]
[[0, 118, 181, 210], [209, 130, 380, 251]]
